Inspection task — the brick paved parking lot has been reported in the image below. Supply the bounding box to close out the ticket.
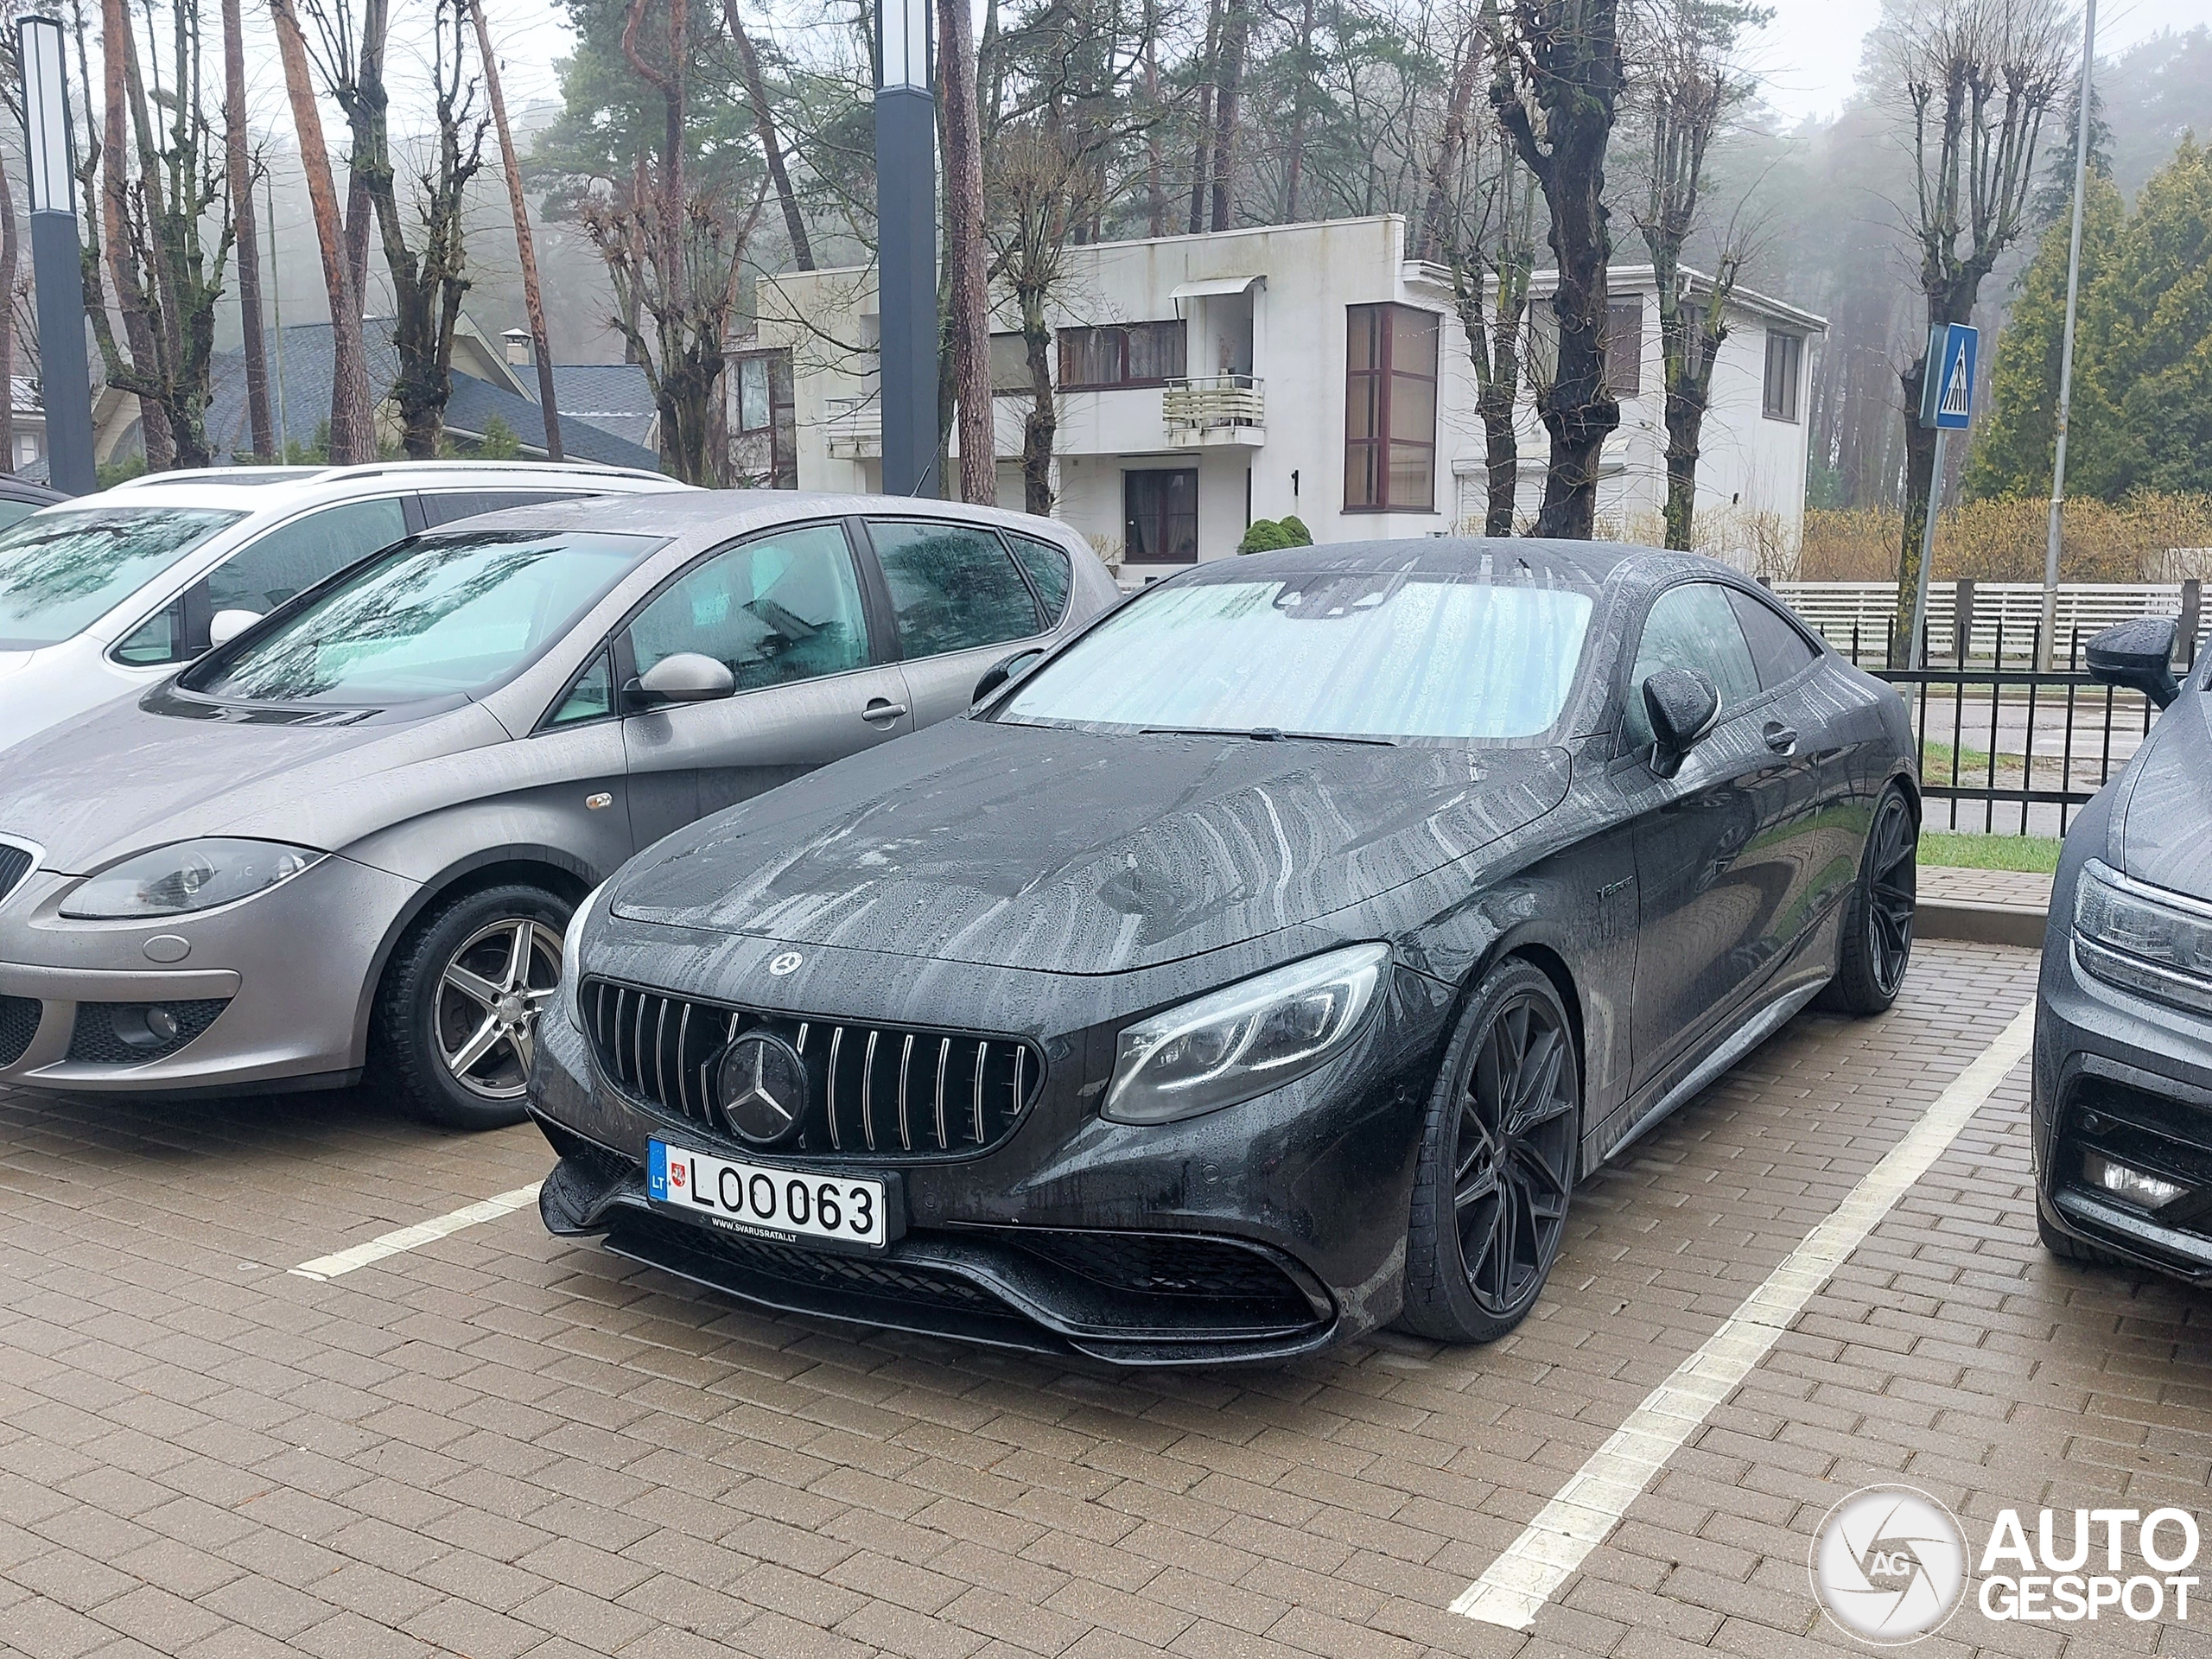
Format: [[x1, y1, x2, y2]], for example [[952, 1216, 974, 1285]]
[[4, 940, 2209, 1659]]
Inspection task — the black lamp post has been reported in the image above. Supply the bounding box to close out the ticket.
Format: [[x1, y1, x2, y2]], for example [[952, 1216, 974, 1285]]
[[874, 0, 938, 497], [18, 15, 95, 495]]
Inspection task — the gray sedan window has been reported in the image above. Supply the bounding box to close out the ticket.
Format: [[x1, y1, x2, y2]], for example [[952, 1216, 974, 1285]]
[[627, 524, 870, 692], [1624, 582, 1761, 744]]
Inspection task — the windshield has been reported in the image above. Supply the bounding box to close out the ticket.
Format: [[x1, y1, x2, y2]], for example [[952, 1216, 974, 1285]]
[[188, 530, 664, 705], [1000, 569, 1596, 741], [0, 506, 244, 649]]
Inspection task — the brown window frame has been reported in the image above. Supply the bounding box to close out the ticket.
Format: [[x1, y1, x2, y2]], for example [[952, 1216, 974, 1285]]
[[1605, 296, 1643, 397], [1763, 331, 1803, 423], [1057, 321, 1187, 391], [1344, 303, 1439, 514], [1123, 467, 1200, 564]]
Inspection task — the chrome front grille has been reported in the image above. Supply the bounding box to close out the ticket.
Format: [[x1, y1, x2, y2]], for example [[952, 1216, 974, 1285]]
[[581, 977, 1041, 1160]]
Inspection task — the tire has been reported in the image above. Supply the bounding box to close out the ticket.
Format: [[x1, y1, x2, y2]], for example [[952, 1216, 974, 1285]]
[[2037, 1211, 2128, 1268], [1399, 959, 1580, 1344], [1817, 785, 1917, 1017], [373, 882, 571, 1130]]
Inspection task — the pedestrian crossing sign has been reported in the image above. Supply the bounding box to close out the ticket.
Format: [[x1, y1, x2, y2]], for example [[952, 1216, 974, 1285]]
[[1918, 322, 1979, 431]]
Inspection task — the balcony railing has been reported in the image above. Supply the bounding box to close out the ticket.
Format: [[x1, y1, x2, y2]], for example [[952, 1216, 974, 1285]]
[[1163, 374, 1264, 446], [824, 393, 880, 460]]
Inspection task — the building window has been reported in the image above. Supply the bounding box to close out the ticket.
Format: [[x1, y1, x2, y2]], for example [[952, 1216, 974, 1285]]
[[736, 356, 771, 432], [731, 349, 798, 488], [1605, 297, 1643, 397], [1764, 331, 1803, 422], [1058, 321, 1186, 390], [989, 332, 1035, 395], [1344, 303, 1439, 512], [1125, 468, 1198, 563]]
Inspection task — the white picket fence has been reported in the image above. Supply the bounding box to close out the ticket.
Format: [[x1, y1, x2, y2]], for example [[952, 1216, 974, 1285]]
[[1773, 581, 2198, 665]]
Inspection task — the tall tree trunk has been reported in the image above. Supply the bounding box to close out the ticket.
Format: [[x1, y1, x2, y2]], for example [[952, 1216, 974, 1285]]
[[1186, 0, 1219, 234], [1659, 280, 1728, 551], [1209, 0, 1248, 232], [224, 0, 272, 458], [1019, 288, 1052, 515], [0, 137, 17, 474], [938, 0, 993, 504], [1418, 27, 1483, 261], [1141, 0, 1165, 235], [99, 0, 174, 468], [270, 0, 374, 461], [471, 0, 562, 457], [1283, 0, 1314, 220], [723, 0, 811, 270]]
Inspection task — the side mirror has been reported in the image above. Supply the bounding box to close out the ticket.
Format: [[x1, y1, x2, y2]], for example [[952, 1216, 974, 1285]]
[[1643, 667, 1719, 779], [2085, 616, 2180, 709], [207, 608, 262, 650], [632, 652, 736, 704], [972, 647, 1045, 705]]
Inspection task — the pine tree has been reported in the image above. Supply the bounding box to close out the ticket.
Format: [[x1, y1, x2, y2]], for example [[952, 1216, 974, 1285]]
[[1963, 169, 2124, 501]]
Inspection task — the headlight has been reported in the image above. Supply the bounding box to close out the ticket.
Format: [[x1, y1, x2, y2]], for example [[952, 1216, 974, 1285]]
[[2074, 859, 2212, 1015], [1101, 943, 1389, 1125], [563, 880, 609, 1031], [60, 838, 324, 919]]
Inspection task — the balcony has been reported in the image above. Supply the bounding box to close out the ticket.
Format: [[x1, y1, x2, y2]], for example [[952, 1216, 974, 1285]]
[[1163, 375, 1265, 448], [825, 394, 881, 460]]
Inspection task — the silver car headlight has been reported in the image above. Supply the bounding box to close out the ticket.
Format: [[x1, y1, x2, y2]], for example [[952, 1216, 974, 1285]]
[[2074, 859, 2212, 1015], [1101, 944, 1389, 1125], [59, 837, 324, 919], [563, 879, 610, 1031]]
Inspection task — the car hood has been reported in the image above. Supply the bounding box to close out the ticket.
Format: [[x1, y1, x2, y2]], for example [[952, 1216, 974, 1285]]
[[2119, 690, 2212, 899], [610, 717, 1573, 975], [0, 695, 510, 874]]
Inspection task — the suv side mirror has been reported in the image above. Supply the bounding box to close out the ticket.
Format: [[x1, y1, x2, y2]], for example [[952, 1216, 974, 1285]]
[[207, 608, 262, 650], [2086, 616, 2180, 709], [973, 647, 1045, 705], [1643, 667, 1720, 779], [631, 652, 736, 704]]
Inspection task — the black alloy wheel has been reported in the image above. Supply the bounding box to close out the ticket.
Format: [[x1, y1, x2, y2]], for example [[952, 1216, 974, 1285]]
[[1401, 959, 1580, 1343], [1820, 785, 1917, 1016]]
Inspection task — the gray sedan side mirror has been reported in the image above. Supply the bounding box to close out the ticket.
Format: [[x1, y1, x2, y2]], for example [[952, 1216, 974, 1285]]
[[208, 608, 263, 650], [972, 648, 1045, 705], [632, 652, 736, 704], [1643, 667, 1720, 779], [2086, 616, 2180, 709]]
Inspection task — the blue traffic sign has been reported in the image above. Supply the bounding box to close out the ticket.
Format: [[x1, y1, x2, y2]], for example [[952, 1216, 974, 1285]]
[[1918, 322, 1979, 431]]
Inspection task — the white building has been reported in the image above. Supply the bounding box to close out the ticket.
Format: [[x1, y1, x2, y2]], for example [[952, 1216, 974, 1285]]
[[758, 214, 1827, 579]]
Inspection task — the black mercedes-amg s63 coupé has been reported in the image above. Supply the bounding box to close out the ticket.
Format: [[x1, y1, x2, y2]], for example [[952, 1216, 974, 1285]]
[[529, 539, 1919, 1364]]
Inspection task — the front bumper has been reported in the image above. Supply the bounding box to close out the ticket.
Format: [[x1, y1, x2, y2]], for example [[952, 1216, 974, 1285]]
[[0, 855, 417, 1093], [2034, 925, 2212, 1281], [527, 927, 1451, 1364]]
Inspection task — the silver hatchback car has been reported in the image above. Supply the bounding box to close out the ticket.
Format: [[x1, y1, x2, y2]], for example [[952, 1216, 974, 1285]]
[[0, 493, 1117, 1127]]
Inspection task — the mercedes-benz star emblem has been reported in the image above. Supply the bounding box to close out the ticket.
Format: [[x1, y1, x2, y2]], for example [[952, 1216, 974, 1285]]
[[768, 950, 803, 976], [715, 1032, 809, 1147]]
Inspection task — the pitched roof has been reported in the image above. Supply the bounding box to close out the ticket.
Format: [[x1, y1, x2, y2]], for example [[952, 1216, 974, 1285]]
[[544, 364, 658, 451]]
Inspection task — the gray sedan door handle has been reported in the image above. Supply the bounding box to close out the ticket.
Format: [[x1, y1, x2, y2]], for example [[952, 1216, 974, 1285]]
[[861, 699, 909, 722]]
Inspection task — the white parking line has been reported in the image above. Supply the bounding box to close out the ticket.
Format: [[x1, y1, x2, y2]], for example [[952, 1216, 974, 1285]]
[[289, 1182, 544, 1281], [1452, 1001, 2037, 1630]]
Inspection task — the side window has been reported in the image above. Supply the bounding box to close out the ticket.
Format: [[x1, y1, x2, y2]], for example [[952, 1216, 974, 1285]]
[[1727, 588, 1820, 690], [209, 497, 410, 617], [548, 648, 614, 726], [1005, 531, 1073, 625], [868, 519, 1043, 658], [627, 524, 869, 693], [1624, 582, 1760, 745]]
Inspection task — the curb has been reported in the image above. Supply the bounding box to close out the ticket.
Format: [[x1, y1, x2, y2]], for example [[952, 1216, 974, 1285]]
[[1916, 898, 2048, 950]]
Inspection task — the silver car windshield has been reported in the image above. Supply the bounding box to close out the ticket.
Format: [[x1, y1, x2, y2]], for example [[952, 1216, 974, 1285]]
[[1000, 571, 1596, 741], [192, 530, 664, 706], [0, 506, 245, 649]]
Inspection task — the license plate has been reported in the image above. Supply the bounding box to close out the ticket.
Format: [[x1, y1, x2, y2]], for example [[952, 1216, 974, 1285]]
[[646, 1140, 893, 1250]]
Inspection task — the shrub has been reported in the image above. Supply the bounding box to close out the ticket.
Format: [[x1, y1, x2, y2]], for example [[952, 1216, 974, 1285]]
[[1237, 515, 1316, 554], [1800, 493, 2212, 583]]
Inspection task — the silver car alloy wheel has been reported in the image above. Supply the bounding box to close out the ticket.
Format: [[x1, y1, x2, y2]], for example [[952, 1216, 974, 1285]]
[[435, 918, 563, 1100]]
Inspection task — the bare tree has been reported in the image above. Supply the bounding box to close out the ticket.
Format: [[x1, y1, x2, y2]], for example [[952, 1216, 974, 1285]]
[[1633, 0, 1764, 550], [1885, 0, 2070, 647], [1488, 0, 1629, 538], [470, 0, 561, 457], [85, 0, 171, 467], [224, 0, 272, 457], [940, 0, 994, 503], [1443, 122, 1538, 536], [269, 0, 375, 461], [722, 0, 812, 270], [1209, 0, 1250, 229], [0, 35, 18, 474]]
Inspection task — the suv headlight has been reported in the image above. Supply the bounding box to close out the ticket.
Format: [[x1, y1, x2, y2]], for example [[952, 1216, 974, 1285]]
[[563, 879, 609, 1031], [60, 838, 324, 919], [1102, 944, 1389, 1125], [2074, 859, 2212, 1015]]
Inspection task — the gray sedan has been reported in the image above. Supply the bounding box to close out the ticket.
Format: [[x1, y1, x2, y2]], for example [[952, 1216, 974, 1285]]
[[0, 493, 1117, 1127]]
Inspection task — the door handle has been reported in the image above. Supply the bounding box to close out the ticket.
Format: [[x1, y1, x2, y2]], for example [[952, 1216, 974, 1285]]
[[1763, 721, 1798, 754], [861, 699, 909, 722]]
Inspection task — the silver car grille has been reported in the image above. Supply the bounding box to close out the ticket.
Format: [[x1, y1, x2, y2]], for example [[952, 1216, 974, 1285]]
[[580, 977, 1042, 1161]]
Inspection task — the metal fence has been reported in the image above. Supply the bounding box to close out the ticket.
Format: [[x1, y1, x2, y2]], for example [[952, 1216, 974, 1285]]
[[1834, 615, 2193, 839], [1778, 579, 2202, 666]]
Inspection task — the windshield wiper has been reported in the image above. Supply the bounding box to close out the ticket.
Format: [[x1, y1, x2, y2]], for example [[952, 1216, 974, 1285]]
[[1139, 725, 1398, 747]]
